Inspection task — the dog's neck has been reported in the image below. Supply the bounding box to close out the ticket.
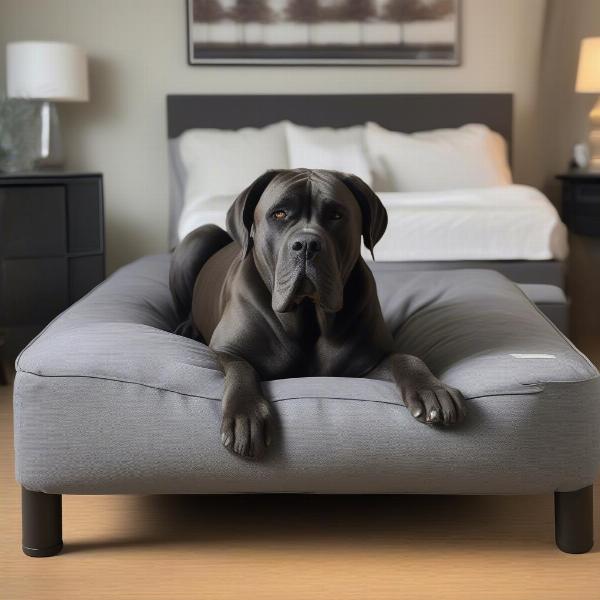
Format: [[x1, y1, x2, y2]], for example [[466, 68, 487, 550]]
[[274, 260, 364, 344], [275, 297, 334, 343]]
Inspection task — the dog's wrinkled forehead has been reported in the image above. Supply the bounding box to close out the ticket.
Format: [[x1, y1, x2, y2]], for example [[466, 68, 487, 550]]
[[255, 169, 356, 213]]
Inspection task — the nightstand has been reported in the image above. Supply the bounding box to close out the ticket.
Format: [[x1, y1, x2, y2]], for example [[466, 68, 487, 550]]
[[557, 170, 600, 236], [0, 172, 105, 359]]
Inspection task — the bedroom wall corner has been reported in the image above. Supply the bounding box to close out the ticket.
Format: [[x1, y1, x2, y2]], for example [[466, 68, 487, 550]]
[[537, 0, 600, 208]]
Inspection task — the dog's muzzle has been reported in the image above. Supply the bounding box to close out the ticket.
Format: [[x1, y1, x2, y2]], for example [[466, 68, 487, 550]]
[[271, 230, 343, 314]]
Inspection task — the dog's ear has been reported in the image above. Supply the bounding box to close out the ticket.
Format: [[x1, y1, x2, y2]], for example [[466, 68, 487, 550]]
[[336, 173, 388, 259], [226, 170, 284, 255]]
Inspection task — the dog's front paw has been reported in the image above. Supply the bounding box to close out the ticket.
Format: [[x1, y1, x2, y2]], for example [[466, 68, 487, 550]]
[[403, 382, 466, 426], [220, 396, 274, 459]]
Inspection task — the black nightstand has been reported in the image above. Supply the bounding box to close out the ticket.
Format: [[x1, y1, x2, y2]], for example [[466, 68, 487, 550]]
[[557, 170, 600, 236], [0, 172, 105, 360]]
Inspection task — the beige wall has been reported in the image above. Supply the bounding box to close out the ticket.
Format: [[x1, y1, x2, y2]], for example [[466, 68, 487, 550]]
[[0, 0, 547, 272]]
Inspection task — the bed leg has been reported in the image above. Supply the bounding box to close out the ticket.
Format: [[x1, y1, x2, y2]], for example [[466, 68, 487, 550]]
[[22, 487, 63, 557], [554, 485, 593, 554]]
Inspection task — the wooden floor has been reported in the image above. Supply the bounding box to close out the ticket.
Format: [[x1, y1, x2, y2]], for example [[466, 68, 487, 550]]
[[0, 381, 598, 600], [2, 233, 600, 599]]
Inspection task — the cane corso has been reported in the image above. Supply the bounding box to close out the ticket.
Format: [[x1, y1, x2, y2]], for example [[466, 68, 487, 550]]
[[170, 169, 466, 459]]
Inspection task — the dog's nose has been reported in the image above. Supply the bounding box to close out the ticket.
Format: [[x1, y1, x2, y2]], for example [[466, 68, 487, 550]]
[[290, 235, 321, 259], [291, 240, 321, 253]]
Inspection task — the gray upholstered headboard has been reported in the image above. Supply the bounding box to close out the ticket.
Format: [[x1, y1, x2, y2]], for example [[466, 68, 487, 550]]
[[167, 93, 513, 247]]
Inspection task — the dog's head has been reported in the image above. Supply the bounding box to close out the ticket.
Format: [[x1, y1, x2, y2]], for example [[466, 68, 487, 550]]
[[226, 169, 387, 314]]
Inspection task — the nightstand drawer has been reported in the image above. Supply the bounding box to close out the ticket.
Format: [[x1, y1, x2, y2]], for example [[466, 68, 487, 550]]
[[558, 173, 600, 237], [0, 185, 67, 256], [571, 191, 600, 218], [69, 255, 105, 302], [574, 185, 600, 202], [570, 213, 600, 236], [0, 256, 68, 324], [67, 179, 103, 253]]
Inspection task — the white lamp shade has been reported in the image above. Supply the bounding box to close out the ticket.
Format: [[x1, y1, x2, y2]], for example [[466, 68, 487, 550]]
[[576, 37, 600, 94], [6, 41, 89, 102]]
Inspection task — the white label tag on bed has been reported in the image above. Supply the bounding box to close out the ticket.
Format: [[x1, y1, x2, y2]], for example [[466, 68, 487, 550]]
[[510, 353, 556, 359]]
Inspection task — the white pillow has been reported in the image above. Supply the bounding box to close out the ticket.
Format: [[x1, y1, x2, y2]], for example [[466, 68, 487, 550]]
[[179, 122, 289, 203], [285, 122, 372, 185], [365, 122, 512, 192]]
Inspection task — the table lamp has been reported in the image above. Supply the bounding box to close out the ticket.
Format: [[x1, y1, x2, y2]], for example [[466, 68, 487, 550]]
[[6, 41, 89, 169], [576, 37, 600, 172]]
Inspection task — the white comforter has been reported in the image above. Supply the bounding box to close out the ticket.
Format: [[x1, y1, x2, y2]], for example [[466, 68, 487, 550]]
[[177, 185, 568, 262]]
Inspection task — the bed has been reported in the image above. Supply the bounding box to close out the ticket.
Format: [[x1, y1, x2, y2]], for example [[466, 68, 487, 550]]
[[167, 93, 568, 288]]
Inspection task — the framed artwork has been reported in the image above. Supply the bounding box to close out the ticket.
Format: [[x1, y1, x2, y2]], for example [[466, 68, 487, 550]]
[[187, 0, 461, 66]]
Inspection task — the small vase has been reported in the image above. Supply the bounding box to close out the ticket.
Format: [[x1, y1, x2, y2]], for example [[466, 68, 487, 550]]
[[0, 98, 65, 172], [0, 98, 38, 173]]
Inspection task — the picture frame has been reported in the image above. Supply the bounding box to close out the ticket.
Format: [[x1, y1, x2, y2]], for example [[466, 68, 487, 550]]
[[187, 0, 461, 66]]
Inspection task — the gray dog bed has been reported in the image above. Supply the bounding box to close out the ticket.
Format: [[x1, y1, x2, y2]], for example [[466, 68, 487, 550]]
[[13, 254, 600, 555]]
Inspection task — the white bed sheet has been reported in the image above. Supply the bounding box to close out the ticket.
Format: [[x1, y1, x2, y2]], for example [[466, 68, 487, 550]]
[[177, 185, 568, 262]]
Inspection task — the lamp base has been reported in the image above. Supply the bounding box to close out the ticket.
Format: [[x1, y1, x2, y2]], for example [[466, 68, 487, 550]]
[[588, 97, 600, 173], [34, 101, 64, 169]]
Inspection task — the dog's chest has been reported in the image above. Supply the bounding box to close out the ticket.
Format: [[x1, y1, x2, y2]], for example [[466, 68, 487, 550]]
[[254, 341, 343, 379], [260, 326, 360, 379], [264, 304, 348, 377]]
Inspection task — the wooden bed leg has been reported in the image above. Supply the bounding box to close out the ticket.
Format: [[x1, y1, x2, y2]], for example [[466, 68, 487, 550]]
[[554, 485, 594, 554], [22, 487, 63, 557]]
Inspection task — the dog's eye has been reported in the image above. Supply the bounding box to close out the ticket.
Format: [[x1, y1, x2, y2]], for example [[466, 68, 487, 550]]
[[329, 211, 342, 220], [272, 210, 287, 220]]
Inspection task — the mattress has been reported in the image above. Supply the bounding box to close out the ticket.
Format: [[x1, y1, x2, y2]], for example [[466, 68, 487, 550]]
[[177, 185, 568, 262], [14, 255, 599, 495]]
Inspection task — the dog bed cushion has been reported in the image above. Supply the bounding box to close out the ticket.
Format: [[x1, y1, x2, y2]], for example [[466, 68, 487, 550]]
[[14, 255, 600, 495]]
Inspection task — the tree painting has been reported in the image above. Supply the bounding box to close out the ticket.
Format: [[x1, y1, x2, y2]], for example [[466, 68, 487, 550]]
[[383, 0, 428, 44], [230, 0, 274, 44], [192, 0, 225, 43], [193, 0, 224, 22], [188, 0, 459, 65], [286, 0, 321, 44], [337, 0, 377, 44], [338, 0, 377, 21], [428, 0, 455, 20]]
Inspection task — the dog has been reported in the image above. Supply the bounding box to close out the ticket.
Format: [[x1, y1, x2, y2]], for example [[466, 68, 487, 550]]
[[170, 169, 466, 459]]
